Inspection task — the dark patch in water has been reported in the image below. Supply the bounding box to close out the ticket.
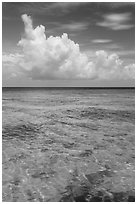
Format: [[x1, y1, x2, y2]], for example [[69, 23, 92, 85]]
[[79, 107, 135, 123], [10, 177, 21, 186], [61, 183, 135, 202], [128, 195, 135, 202], [44, 139, 55, 144], [2, 123, 39, 141], [31, 171, 48, 179], [85, 170, 113, 186], [74, 194, 87, 202], [113, 192, 128, 202], [63, 142, 75, 149], [9, 153, 28, 163], [41, 148, 49, 152], [79, 149, 93, 157]]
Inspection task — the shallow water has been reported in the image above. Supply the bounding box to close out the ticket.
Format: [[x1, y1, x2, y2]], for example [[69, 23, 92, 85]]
[[2, 88, 135, 202]]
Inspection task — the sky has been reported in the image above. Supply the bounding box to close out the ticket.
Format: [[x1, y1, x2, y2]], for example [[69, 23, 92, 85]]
[[2, 2, 135, 87]]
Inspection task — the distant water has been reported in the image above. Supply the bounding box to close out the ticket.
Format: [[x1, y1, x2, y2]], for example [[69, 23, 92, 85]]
[[2, 87, 135, 202]]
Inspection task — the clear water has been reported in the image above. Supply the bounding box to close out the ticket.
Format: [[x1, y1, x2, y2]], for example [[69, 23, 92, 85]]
[[2, 88, 135, 202]]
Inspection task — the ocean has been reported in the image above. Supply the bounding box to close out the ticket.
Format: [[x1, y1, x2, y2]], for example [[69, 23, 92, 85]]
[[2, 88, 135, 202]]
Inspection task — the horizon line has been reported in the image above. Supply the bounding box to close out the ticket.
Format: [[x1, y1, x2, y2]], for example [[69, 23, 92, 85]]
[[2, 87, 135, 89]]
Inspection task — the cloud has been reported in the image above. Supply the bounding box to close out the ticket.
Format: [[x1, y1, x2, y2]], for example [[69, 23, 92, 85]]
[[116, 50, 135, 60], [93, 51, 134, 80], [102, 43, 121, 50], [104, 2, 135, 9], [59, 22, 89, 32], [2, 53, 23, 64], [3, 14, 135, 81], [47, 2, 86, 12], [96, 13, 134, 30], [2, 53, 23, 79], [15, 2, 88, 17], [92, 39, 112, 44], [46, 21, 89, 34]]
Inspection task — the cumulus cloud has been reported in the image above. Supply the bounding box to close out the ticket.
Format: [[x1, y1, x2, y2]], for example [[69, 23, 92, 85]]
[[3, 14, 135, 81]]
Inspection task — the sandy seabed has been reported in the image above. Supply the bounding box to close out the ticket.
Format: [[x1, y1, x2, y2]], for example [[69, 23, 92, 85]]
[[2, 88, 135, 202]]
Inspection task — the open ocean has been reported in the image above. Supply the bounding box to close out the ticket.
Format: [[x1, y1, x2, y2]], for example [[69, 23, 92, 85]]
[[2, 88, 135, 202]]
